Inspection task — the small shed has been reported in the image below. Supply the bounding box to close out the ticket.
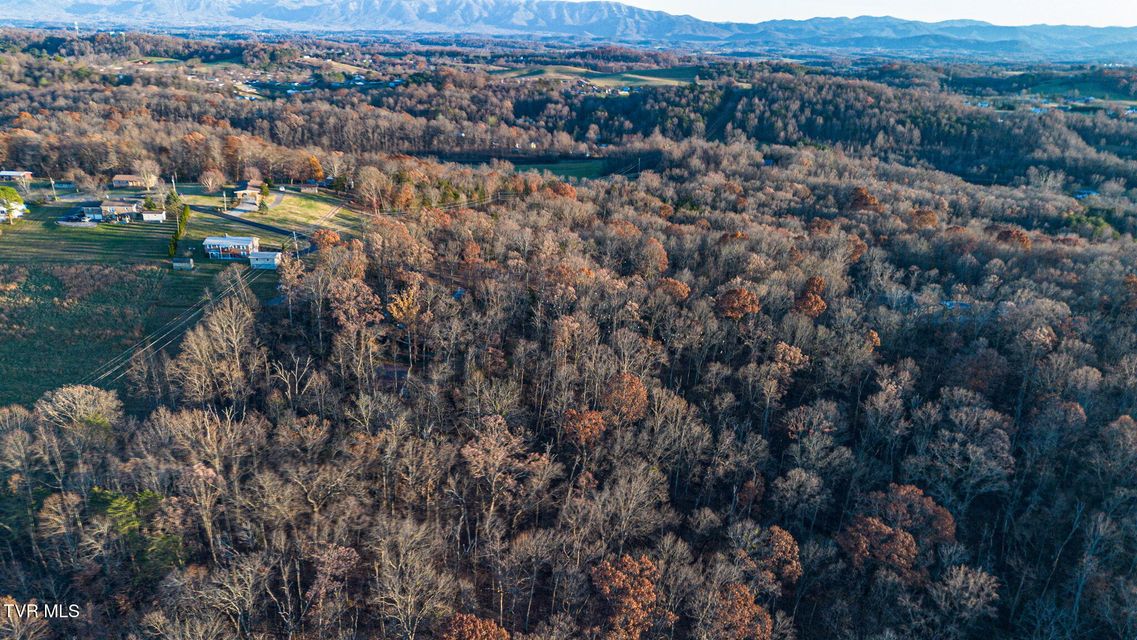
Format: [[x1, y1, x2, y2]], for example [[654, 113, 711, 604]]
[[249, 251, 282, 270], [172, 257, 195, 271]]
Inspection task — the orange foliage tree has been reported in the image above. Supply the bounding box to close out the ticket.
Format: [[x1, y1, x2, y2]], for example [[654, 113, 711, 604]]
[[439, 613, 510, 640], [603, 373, 648, 424], [563, 409, 606, 448], [590, 555, 674, 640], [793, 276, 828, 318], [837, 515, 919, 581], [705, 583, 773, 640], [310, 228, 343, 251], [656, 277, 690, 301], [911, 209, 939, 229], [716, 288, 761, 320]]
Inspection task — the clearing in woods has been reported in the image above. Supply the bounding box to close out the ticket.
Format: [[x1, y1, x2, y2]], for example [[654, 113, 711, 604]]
[[492, 65, 701, 87], [0, 199, 281, 405]]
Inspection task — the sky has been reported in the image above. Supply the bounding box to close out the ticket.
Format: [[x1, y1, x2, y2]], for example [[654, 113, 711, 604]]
[[585, 0, 1137, 27]]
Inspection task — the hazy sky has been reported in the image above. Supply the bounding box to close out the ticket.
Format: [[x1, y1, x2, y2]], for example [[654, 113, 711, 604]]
[[589, 0, 1137, 27]]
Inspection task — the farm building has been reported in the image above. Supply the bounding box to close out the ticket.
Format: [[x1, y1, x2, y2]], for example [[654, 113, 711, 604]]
[[172, 257, 195, 271], [249, 251, 282, 270], [111, 174, 146, 188], [0, 170, 32, 180], [140, 211, 167, 222], [300, 184, 320, 194], [203, 236, 260, 260]]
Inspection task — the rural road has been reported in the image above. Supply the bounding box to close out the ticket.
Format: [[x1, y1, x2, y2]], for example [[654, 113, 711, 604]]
[[190, 204, 317, 255]]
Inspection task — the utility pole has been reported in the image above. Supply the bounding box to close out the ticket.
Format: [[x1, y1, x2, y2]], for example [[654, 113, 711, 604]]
[[49, 177, 57, 201]]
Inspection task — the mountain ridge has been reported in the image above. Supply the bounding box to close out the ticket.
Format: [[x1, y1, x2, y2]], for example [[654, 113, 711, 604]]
[[3, 0, 1137, 60]]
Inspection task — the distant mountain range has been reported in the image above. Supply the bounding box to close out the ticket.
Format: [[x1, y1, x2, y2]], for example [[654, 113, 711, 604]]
[[3, 0, 1137, 61]]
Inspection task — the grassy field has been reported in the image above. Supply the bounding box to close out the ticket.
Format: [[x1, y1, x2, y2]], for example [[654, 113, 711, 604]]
[[492, 65, 701, 88], [131, 56, 183, 65], [182, 186, 361, 237], [513, 158, 609, 179], [298, 57, 370, 75], [1026, 78, 1133, 101], [0, 199, 279, 406], [261, 191, 363, 237]]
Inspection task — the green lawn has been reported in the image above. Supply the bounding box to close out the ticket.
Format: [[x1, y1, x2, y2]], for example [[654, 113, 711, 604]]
[[513, 159, 609, 179], [1027, 78, 1134, 101], [0, 201, 279, 406], [492, 65, 700, 88], [131, 56, 182, 65], [261, 192, 363, 237], [182, 187, 360, 238], [590, 66, 702, 88]]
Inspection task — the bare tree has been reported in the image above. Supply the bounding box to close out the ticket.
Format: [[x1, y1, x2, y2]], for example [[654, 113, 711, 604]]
[[367, 517, 455, 639]]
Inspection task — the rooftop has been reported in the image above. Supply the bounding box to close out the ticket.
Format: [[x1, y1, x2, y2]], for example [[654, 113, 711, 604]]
[[203, 236, 258, 247]]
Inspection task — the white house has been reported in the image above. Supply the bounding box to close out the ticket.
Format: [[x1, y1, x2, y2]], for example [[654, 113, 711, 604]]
[[0, 170, 32, 180], [140, 211, 167, 223], [249, 251, 282, 270], [203, 236, 260, 260], [99, 200, 140, 219]]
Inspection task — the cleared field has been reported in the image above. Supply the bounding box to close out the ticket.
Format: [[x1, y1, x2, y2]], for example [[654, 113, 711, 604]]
[[299, 56, 370, 75], [0, 261, 165, 405], [514, 158, 609, 179], [492, 65, 701, 88], [181, 187, 359, 237], [0, 201, 278, 406], [131, 56, 182, 64], [260, 191, 363, 237], [1026, 78, 1134, 100]]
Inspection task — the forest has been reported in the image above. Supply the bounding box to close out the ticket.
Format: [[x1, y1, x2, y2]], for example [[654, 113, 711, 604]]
[[1, 28, 1136, 640]]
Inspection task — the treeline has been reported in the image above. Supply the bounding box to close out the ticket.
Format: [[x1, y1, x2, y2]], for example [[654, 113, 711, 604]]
[[0, 28, 300, 67], [1, 38, 1136, 197]]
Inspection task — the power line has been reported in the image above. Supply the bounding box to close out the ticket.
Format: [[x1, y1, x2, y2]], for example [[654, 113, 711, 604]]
[[80, 267, 257, 383], [92, 270, 266, 386], [101, 271, 267, 387], [81, 268, 264, 387], [89, 189, 530, 387]]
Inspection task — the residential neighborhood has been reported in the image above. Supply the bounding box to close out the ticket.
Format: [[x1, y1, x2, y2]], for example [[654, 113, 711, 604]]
[[0, 169, 341, 270]]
